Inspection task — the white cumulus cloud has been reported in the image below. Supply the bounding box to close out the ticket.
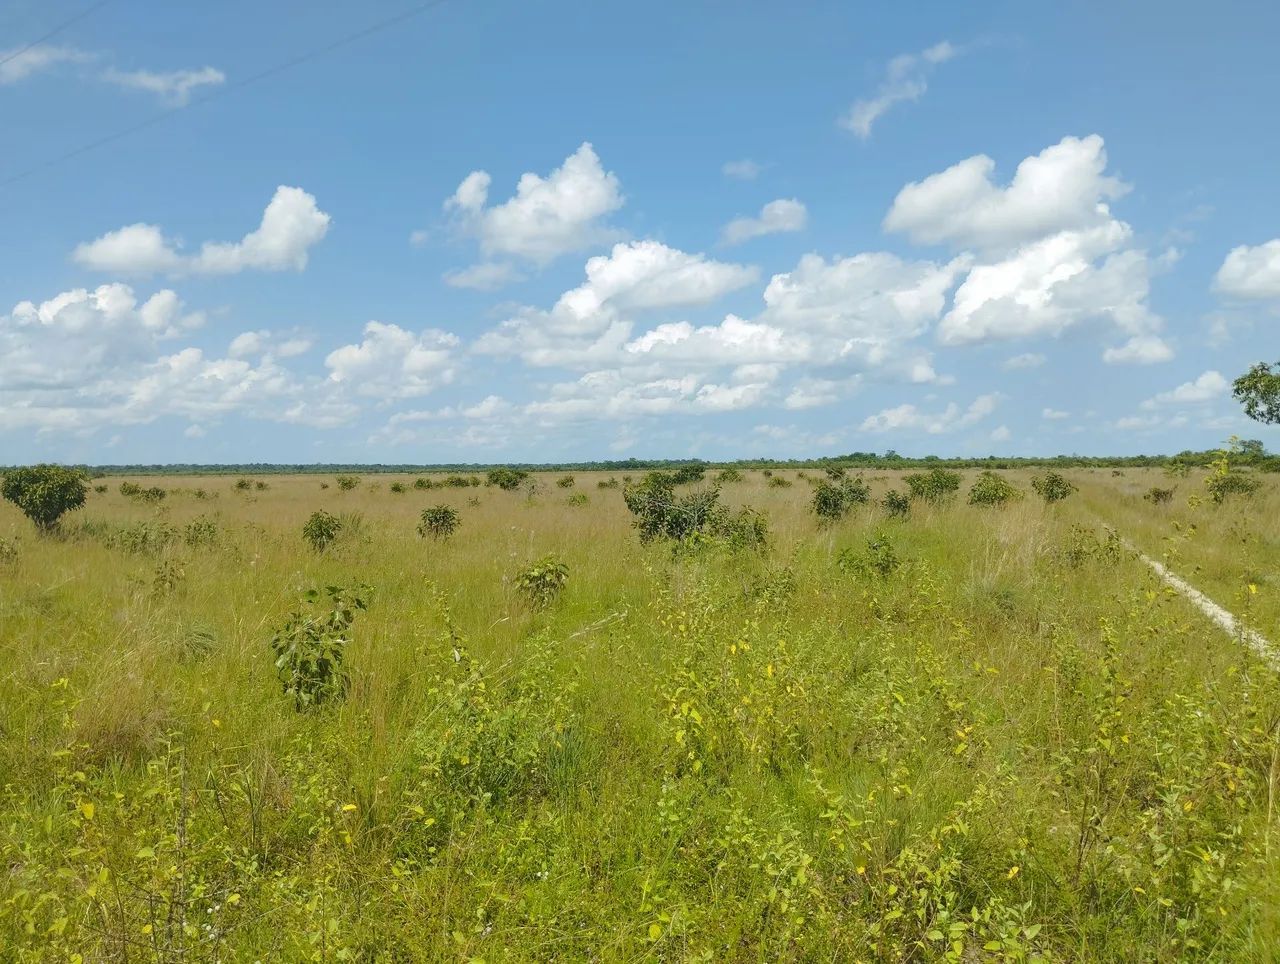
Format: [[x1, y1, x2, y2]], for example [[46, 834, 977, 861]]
[[1215, 239, 1280, 300], [841, 41, 957, 139], [720, 199, 808, 245]]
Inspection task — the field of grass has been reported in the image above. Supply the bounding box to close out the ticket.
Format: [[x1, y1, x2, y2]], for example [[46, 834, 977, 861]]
[[2, 467, 1278, 961]]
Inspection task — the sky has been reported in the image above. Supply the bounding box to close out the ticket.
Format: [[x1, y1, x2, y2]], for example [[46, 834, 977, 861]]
[[2, 0, 1279, 464]]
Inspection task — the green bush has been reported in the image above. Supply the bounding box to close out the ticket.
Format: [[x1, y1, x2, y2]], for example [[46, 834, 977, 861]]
[[882, 489, 910, 518], [716, 468, 744, 483], [302, 510, 342, 551], [1, 464, 88, 532], [811, 477, 870, 522], [335, 475, 360, 491], [557, 475, 576, 488], [234, 478, 253, 491], [515, 556, 568, 609], [1144, 486, 1175, 505], [414, 477, 434, 490], [968, 471, 1022, 507], [838, 534, 903, 578], [487, 468, 529, 490], [389, 481, 406, 494], [1031, 471, 1076, 504], [93, 484, 108, 494], [623, 473, 768, 550], [418, 505, 461, 540], [670, 464, 706, 484], [270, 585, 368, 710], [597, 477, 619, 489], [767, 475, 793, 488], [904, 468, 961, 504], [184, 516, 219, 548], [1206, 471, 1260, 504], [567, 492, 589, 507]]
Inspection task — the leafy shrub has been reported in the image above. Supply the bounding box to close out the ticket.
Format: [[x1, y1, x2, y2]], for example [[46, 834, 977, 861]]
[[234, 478, 253, 491], [557, 475, 576, 488], [838, 534, 902, 578], [184, 516, 219, 548], [119, 480, 141, 497], [904, 468, 961, 504], [93, 484, 108, 494], [1144, 486, 1175, 505], [389, 481, 406, 494], [487, 468, 529, 490], [567, 492, 589, 507], [968, 471, 1022, 507], [418, 505, 461, 540], [767, 475, 793, 488], [597, 477, 619, 489], [716, 467, 744, 483], [335, 475, 360, 491], [414, 477, 434, 490], [1, 464, 88, 532], [671, 463, 706, 484], [445, 475, 479, 488], [1031, 471, 1076, 504], [134, 485, 166, 504], [269, 585, 368, 710], [623, 473, 768, 550], [254, 480, 268, 491], [0, 536, 17, 565], [812, 477, 870, 521], [514, 556, 568, 609], [882, 489, 910, 518], [823, 465, 847, 480], [302, 510, 342, 551], [152, 559, 186, 595], [1206, 471, 1260, 504], [109, 520, 178, 555]]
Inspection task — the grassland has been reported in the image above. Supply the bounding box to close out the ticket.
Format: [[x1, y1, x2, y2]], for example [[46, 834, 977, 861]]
[[1, 467, 1278, 961]]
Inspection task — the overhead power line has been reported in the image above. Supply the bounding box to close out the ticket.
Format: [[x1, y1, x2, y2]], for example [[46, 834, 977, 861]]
[[0, 0, 113, 72], [1, 0, 453, 189]]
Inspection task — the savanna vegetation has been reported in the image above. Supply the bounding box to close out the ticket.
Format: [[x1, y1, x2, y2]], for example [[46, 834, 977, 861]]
[[2, 453, 1279, 961]]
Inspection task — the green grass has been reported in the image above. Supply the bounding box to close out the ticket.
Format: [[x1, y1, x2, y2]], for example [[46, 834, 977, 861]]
[[1, 469, 1278, 960]]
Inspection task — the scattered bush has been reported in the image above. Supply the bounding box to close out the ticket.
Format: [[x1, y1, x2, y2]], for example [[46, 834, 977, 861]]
[[623, 473, 768, 550], [1031, 471, 1076, 504], [904, 468, 961, 504], [119, 481, 141, 497], [234, 478, 253, 491], [93, 484, 108, 494], [514, 556, 568, 609], [1206, 471, 1260, 504], [1144, 486, 1175, 505], [335, 475, 360, 491], [882, 489, 910, 519], [302, 510, 342, 551], [270, 585, 368, 710], [567, 492, 589, 507], [109, 520, 178, 555], [597, 477, 619, 489], [389, 481, 407, 494], [811, 476, 870, 522], [767, 475, 793, 488], [968, 471, 1022, 507], [823, 465, 847, 480], [184, 516, 219, 548], [152, 559, 186, 595], [418, 505, 461, 540], [414, 477, 433, 490], [716, 468, 744, 484], [488, 468, 529, 490], [445, 475, 480, 488], [134, 485, 167, 504], [1, 464, 88, 532], [670, 464, 706, 484], [557, 475, 576, 488], [838, 533, 902, 578]]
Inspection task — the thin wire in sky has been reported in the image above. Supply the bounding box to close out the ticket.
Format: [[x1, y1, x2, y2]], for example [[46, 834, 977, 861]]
[[0, 0, 454, 189], [0, 0, 114, 71]]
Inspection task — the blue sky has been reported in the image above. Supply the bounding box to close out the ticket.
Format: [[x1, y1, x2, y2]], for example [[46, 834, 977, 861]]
[[3, 0, 1279, 464]]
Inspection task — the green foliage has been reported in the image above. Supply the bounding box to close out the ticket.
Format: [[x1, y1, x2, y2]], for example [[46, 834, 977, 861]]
[[417, 505, 461, 540], [557, 475, 576, 488], [1031, 470, 1076, 504], [487, 468, 529, 490], [716, 467, 744, 483], [567, 492, 589, 507], [234, 477, 253, 491], [811, 476, 870, 521], [837, 533, 902, 578], [597, 477, 619, 489], [414, 477, 433, 490], [904, 468, 961, 503], [269, 585, 368, 710], [183, 516, 219, 548], [514, 556, 568, 608], [335, 475, 360, 491], [389, 481, 406, 494], [1, 464, 88, 532], [93, 484, 108, 494], [1232, 360, 1280, 424], [302, 510, 342, 551], [968, 471, 1022, 507], [1205, 441, 1262, 504], [622, 473, 768, 550], [106, 520, 177, 554], [670, 463, 706, 484], [1144, 486, 1175, 505], [444, 474, 480, 488], [881, 489, 910, 518], [767, 475, 793, 488]]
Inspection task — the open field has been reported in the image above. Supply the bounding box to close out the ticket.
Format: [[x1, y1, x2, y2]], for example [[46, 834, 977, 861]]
[[2, 467, 1279, 961]]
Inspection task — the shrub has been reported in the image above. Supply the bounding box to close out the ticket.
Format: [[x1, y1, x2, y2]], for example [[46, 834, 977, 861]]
[[716, 467, 744, 484], [335, 475, 360, 491], [1, 464, 88, 532], [302, 510, 342, 551], [1031, 471, 1076, 504], [93, 484, 108, 494], [838, 534, 902, 578], [567, 492, 589, 507], [444, 475, 478, 488], [557, 475, 576, 488], [319, 481, 330, 490], [234, 478, 253, 491], [414, 477, 434, 490], [812, 476, 870, 522], [418, 505, 460, 540], [623, 473, 768, 550], [254, 480, 268, 491], [968, 471, 1022, 507], [767, 475, 793, 488], [119, 481, 142, 497], [670, 463, 706, 484], [0, 536, 17, 564], [904, 468, 961, 504], [1144, 486, 1175, 505], [882, 489, 910, 518], [135, 486, 166, 504], [514, 556, 568, 609], [389, 481, 406, 494], [597, 477, 619, 489], [488, 468, 529, 490], [823, 465, 847, 480], [184, 516, 219, 548], [109, 520, 177, 555], [1206, 472, 1260, 504], [270, 586, 368, 710]]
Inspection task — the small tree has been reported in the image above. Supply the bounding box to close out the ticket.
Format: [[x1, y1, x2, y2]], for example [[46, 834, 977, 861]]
[[515, 556, 569, 609], [270, 586, 368, 710], [1031, 471, 1076, 504], [812, 476, 870, 522], [882, 489, 910, 519], [418, 505, 461, 540], [1, 464, 88, 532], [487, 467, 529, 490], [335, 475, 360, 491], [904, 468, 961, 504], [968, 471, 1022, 507], [557, 475, 576, 488], [302, 510, 342, 551], [1233, 361, 1280, 424]]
